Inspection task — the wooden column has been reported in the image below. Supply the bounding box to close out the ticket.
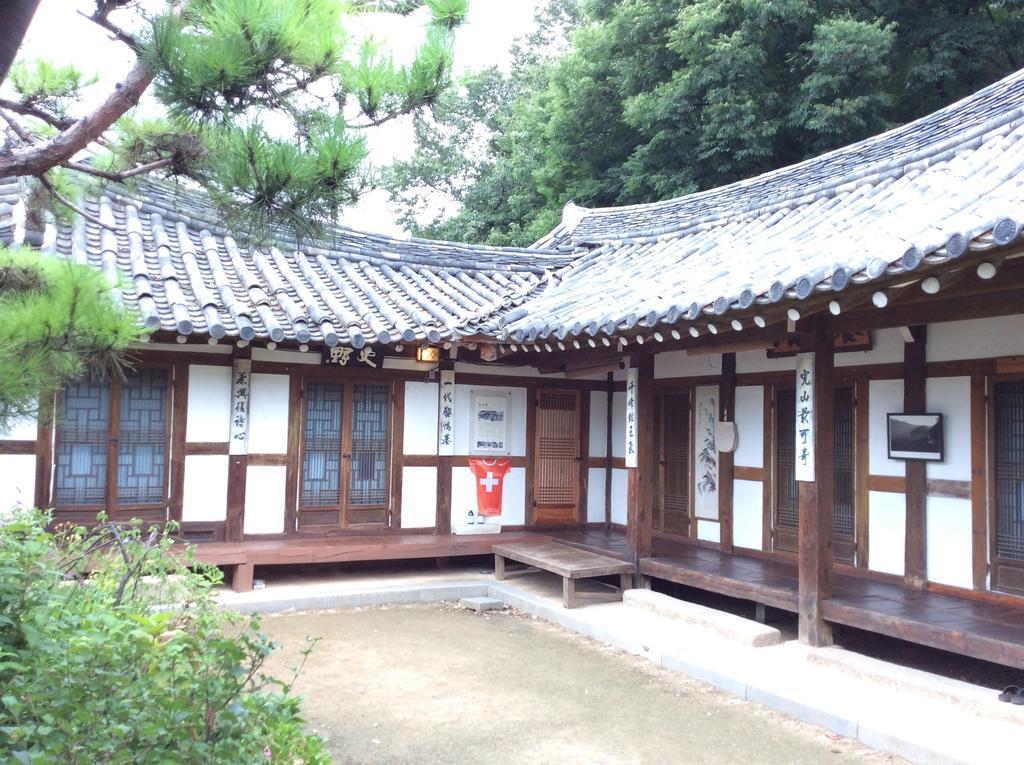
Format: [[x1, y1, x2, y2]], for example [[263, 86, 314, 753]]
[[169, 362, 189, 524], [33, 394, 54, 509], [435, 456, 452, 534], [604, 371, 614, 529], [798, 326, 835, 647], [904, 325, 928, 589], [225, 349, 251, 543], [718, 352, 736, 554], [627, 350, 655, 561], [970, 372, 988, 590]]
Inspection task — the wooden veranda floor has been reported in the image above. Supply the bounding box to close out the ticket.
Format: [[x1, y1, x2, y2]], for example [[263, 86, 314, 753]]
[[547, 529, 1024, 670]]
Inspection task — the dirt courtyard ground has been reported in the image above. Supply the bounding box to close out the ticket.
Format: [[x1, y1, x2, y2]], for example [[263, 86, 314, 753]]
[[261, 604, 904, 765]]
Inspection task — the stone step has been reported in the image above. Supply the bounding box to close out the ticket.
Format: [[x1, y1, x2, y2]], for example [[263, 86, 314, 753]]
[[623, 589, 781, 647]]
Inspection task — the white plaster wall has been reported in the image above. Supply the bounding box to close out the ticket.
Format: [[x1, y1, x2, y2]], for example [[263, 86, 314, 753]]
[[248, 374, 290, 453], [697, 519, 721, 543], [868, 491, 906, 575], [610, 468, 628, 525], [182, 455, 228, 522], [454, 362, 549, 378], [929, 315, 1024, 362], [452, 385, 527, 456], [734, 386, 763, 468], [0, 415, 37, 440], [587, 467, 606, 523], [589, 390, 608, 458], [400, 466, 437, 529], [926, 496, 973, 589], [611, 391, 625, 459], [137, 341, 230, 356], [655, 350, 721, 379], [868, 379, 906, 476], [736, 349, 794, 374], [186, 365, 231, 442], [925, 376, 971, 482], [450, 464, 525, 526], [403, 381, 439, 455], [733, 479, 763, 551], [0, 455, 35, 511], [243, 465, 286, 535], [836, 327, 904, 367], [251, 348, 319, 365]]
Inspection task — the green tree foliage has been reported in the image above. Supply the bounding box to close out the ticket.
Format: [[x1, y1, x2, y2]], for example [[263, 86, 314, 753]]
[[387, 0, 1024, 246], [0, 510, 327, 763], [0, 0, 468, 236], [0, 246, 142, 429]]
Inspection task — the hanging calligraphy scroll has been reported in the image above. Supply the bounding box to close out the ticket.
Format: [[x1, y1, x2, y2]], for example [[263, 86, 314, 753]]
[[228, 359, 252, 455], [625, 367, 638, 468], [438, 369, 455, 455], [794, 352, 815, 482], [693, 385, 719, 520]]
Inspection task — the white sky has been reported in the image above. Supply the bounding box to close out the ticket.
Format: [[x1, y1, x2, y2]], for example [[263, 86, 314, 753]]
[[14, 0, 544, 236]]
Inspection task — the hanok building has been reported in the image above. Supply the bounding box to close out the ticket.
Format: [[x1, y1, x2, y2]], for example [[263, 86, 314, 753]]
[[4, 67, 1024, 667]]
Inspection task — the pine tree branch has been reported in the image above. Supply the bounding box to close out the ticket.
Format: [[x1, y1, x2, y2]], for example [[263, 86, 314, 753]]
[[0, 61, 154, 179], [36, 172, 108, 229], [0, 109, 34, 143], [78, 8, 140, 53], [0, 97, 73, 130], [63, 157, 175, 183]]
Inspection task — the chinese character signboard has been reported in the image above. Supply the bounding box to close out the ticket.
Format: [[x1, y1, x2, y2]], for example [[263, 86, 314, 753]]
[[228, 359, 252, 456], [470, 390, 511, 455], [625, 367, 638, 468], [794, 352, 815, 482], [438, 369, 455, 455], [321, 345, 384, 368]]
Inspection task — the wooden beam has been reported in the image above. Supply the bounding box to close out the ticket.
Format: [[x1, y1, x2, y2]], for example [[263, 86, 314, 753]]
[[627, 350, 655, 560], [970, 372, 988, 590], [903, 325, 928, 589], [798, 323, 835, 647], [718, 352, 736, 554]]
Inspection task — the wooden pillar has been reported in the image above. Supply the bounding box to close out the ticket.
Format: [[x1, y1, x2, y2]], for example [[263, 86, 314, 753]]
[[169, 362, 189, 524], [225, 349, 251, 543], [797, 326, 835, 647], [604, 371, 614, 529], [627, 350, 655, 561], [718, 352, 736, 553], [33, 394, 54, 509], [970, 372, 988, 590], [904, 325, 928, 589]]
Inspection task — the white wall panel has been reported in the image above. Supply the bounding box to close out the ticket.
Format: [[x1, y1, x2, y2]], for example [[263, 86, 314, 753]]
[[929, 315, 1024, 362], [697, 520, 721, 543], [733, 479, 763, 551], [403, 382, 438, 455], [611, 391, 625, 459], [251, 348, 319, 365], [868, 491, 905, 575], [734, 386, 763, 468], [589, 391, 608, 458], [610, 468, 628, 525], [243, 465, 286, 535], [868, 379, 905, 476], [736, 349, 794, 374], [836, 328, 904, 367], [655, 350, 721, 379], [926, 496, 973, 589], [0, 455, 35, 511], [186, 365, 231, 442], [925, 376, 971, 482], [248, 373, 290, 454], [587, 467, 606, 523], [400, 466, 437, 529], [182, 455, 228, 522]]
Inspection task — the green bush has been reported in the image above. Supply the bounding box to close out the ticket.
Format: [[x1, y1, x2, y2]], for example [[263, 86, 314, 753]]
[[0, 510, 327, 764]]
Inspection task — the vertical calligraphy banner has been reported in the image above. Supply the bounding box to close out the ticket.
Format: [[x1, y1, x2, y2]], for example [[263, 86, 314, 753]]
[[438, 369, 456, 456], [794, 352, 815, 482], [228, 359, 252, 456], [625, 367, 638, 468]]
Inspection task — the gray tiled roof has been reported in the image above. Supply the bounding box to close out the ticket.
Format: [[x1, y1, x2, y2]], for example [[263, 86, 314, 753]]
[[501, 67, 1024, 343], [16, 180, 570, 348]]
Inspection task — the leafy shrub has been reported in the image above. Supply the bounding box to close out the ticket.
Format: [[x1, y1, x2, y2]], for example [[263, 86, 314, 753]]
[[0, 510, 327, 764]]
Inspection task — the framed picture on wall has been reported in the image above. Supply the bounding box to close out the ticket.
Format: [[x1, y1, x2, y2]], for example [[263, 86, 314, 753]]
[[887, 413, 944, 461], [470, 390, 512, 455]]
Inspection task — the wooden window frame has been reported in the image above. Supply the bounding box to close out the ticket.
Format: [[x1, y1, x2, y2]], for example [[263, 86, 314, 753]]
[[294, 375, 395, 532], [51, 362, 174, 523], [987, 372, 1024, 596]]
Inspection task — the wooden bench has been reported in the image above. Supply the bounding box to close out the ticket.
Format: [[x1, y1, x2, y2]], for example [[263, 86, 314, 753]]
[[492, 541, 635, 609]]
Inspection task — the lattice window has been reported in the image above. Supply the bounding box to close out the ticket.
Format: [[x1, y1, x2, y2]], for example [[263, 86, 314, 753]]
[[348, 384, 389, 506], [54, 378, 111, 506], [535, 390, 579, 507], [661, 394, 690, 532], [302, 382, 343, 506], [995, 382, 1024, 561], [775, 389, 799, 531], [833, 388, 855, 538], [117, 369, 169, 505]]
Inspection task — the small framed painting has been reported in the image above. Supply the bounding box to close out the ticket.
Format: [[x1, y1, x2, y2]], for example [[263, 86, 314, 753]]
[[887, 413, 944, 461], [470, 390, 511, 455]]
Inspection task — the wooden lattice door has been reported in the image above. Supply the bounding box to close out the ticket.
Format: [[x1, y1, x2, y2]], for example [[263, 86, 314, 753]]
[[992, 381, 1024, 595], [654, 393, 691, 535], [533, 389, 581, 524]]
